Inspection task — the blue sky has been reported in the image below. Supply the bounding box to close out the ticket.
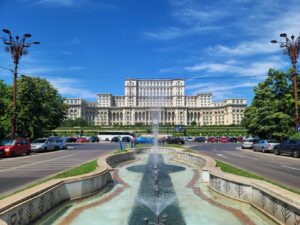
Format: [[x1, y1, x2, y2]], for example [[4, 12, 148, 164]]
[[0, 0, 299, 104]]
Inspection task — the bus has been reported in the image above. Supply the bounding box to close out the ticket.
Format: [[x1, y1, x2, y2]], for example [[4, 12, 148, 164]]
[[97, 131, 135, 141]]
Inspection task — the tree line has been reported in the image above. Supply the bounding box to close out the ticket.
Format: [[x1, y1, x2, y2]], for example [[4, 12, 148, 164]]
[[242, 69, 299, 140], [0, 76, 67, 140]]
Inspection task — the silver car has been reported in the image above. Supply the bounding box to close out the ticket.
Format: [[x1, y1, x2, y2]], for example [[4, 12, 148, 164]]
[[252, 140, 279, 153], [55, 138, 67, 150], [31, 138, 59, 152]]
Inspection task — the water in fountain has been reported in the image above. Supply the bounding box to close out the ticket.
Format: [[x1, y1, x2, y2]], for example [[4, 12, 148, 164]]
[[127, 111, 186, 225], [127, 154, 186, 225]]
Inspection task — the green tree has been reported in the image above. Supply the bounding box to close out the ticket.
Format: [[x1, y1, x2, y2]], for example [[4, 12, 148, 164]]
[[0, 80, 12, 139], [242, 69, 295, 140], [61, 117, 88, 127], [16, 76, 67, 139]]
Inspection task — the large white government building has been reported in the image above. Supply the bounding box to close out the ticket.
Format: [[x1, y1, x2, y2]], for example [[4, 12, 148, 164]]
[[64, 79, 246, 126]]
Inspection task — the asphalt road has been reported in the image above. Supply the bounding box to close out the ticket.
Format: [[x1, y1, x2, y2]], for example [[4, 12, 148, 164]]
[[0, 143, 118, 196], [189, 143, 300, 192]]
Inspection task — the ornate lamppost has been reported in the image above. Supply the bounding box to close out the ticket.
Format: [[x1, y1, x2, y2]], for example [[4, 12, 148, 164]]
[[1, 29, 39, 138], [271, 33, 300, 131]]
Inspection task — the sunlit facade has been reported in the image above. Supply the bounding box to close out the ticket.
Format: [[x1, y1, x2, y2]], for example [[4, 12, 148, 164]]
[[64, 79, 246, 126]]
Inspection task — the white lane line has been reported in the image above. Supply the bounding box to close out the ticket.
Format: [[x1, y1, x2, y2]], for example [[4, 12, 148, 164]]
[[212, 148, 217, 152], [281, 165, 300, 171], [216, 153, 229, 159], [0, 154, 74, 173], [0, 151, 66, 162], [226, 152, 259, 160], [236, 147, 242, 150]]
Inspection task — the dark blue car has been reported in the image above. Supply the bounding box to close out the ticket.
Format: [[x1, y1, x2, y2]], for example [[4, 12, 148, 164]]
[[135, 137, 154, 144]]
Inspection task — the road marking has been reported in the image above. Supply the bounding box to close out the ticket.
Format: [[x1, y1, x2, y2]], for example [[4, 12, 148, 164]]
[[0, 151, 65, 162], [216, 153, 229, 159], [281, 165, 300, 171], [212, 148, 217, 152], [0, 154, 74, 173], [236, 147, 242, 150], [226, 152, 259, 160]]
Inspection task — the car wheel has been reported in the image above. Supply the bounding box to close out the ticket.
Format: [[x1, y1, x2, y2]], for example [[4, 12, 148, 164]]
[[292, 150, 299, 158], [262, 148, 266, 153], [274, 148, 280, 155], [253, 148, 256, 151], [26, 150, 31, 155], [11, 151, 16, 157], [44, 147, 47, 151]]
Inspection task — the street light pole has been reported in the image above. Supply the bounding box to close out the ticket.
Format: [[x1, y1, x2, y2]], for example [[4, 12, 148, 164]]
[[1, 29, 40, 138], [271, 33, 300, 131]]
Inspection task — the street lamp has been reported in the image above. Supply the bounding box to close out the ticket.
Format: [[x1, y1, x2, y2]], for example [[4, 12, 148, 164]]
[[1, 28, 40, 138], [271, 33, 300, 131]]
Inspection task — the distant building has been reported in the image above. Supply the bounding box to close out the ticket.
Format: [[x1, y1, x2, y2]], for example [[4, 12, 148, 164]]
[[64, 79, 246, 126]]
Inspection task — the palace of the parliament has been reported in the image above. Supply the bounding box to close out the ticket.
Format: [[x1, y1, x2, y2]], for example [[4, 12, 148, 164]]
[[64, 79, 246, 126]]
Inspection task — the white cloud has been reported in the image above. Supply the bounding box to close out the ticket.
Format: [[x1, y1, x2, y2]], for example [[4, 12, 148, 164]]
[[35, 0, 75, 7], [185, 57, 289, 77], [144, 27, 184, 41], [19, 65, 84, 74], [208, 41, 279, 56], [186, 81, 257, 101], [48, 77, 96, 99]]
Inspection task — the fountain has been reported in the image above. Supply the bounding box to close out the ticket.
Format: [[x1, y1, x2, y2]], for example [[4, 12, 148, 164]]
[[34, 111, 278, 225]]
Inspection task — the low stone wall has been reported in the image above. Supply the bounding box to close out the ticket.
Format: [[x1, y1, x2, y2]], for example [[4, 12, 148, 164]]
[[0, 151, 134, 225], [172, 148, 300, 225]]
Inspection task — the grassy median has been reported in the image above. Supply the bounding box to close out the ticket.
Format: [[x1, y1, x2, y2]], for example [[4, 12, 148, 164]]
[[216, 160, 300, 195]]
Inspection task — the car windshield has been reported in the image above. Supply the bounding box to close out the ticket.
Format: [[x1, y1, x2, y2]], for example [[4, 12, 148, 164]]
[[0, 139, 14, 146], [32, 139, 47, 143]]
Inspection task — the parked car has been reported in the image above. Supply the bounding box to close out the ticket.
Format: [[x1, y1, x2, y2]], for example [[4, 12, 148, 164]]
[[0, 138, 31, 157], [237, 137, 244, 143], [252, 140, 279, 153], [76, 137, 88, 143], [64, 137, 77, 143], [31, 138, 60, 152], [111, 136, 120, 143], [219, 137, 229, 143], [194, 137, 206, 143], [184, 137, 194, 143], [242, 138, 259, 149], [162, 137, 185, 145], [88, 136, 99, 143], [55, 138, 67, 150], [229, 137, 238, 143], [122, 136, 132, 143], [207, 137, 217, 143], [135, 137, 154, 144], [274, 139, 300, 158]]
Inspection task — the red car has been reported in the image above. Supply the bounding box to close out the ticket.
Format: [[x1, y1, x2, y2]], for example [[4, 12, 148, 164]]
[[0, 138, 31, 157], [219, 137, 229, 143], [76, 137, 88, 143], [207, 137, 217, 143]]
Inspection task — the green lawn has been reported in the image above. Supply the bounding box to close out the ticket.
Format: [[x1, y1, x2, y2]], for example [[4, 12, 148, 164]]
[[216, 160, 300, 195]]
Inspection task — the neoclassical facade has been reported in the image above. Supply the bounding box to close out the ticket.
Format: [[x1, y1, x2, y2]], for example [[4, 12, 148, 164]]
[[64, 79, 246, 126]]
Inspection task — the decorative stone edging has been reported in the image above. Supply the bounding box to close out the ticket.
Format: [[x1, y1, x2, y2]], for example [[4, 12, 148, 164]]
[[173, 148, 300, 225], [0, 147, 299, 225], [0, 150, 135, 225]]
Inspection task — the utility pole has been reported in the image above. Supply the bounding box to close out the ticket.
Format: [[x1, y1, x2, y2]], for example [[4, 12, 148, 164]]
[[271, 33, 300, 131], [1, 29, 39, 138]]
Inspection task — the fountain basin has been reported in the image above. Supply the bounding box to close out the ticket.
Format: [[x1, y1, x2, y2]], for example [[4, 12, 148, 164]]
[[0, 148, 299, 225]]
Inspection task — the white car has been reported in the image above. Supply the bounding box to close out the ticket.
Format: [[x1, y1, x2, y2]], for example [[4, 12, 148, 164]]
[[242, 138, 259, 149]]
